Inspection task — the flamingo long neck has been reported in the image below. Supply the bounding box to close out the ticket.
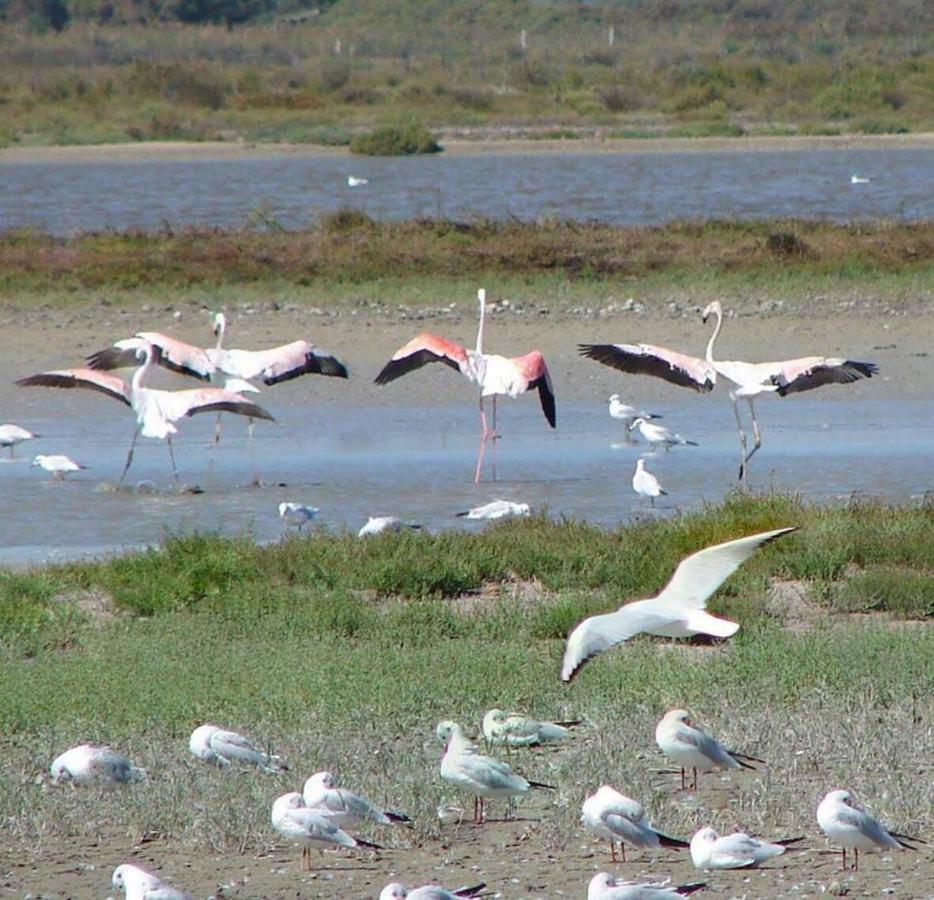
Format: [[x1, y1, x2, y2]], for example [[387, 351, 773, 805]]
[[704, 305, 723, 365], [131, 343, 156, 393], [475, 289, 486, 355]]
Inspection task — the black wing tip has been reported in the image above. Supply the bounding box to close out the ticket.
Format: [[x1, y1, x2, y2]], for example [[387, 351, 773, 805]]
[[386, 811, 411, 824], [355, 837, 383, 850], [676, 883, 708, 896], [776, 836, 806, 847], [657, 832, 690, 848], [528, 780, 557, 790]]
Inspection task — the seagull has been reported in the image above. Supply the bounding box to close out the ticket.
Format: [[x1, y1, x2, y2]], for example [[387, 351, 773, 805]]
[[629, 418, 697, 451], [581, 784, 689, 862], [279, 502, 319, 530], [347, 175, 369, 187], [270, 792, 381, 870], [690, 826, 803, 869], [655, 709, 765, 790], [112, 863, 192, 900], [50, 744, 146, 785], [816, 789, 924, 871], [0, 424, 38, 457], [358, 516, 423, 537], [188, 724, 287, 773], [632, 458, 666, 507], [561, 527, 795, 681], [608, 394, 662, 434], [588, 872, 707, 899], [481, 708, 579, 749], [31, 454, 86, 479], [437, 720, 555, 823], [850, 174, 870, 184], [302, 770, 410, 827], [379, 883, 487, 900], [457, 499, 531, 520]]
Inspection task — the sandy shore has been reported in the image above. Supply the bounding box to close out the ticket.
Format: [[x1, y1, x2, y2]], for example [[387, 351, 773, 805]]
[[2, 131, 933, 164]]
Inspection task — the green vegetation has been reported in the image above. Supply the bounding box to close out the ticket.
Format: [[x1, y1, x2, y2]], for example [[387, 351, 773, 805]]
[[350, 122, 441, 155], [1, 219, 931, 302], [0, 0, 931, 147]]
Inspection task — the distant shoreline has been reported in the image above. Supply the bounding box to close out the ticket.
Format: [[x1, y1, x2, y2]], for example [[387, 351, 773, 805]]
[[2, 131, 932, 164]]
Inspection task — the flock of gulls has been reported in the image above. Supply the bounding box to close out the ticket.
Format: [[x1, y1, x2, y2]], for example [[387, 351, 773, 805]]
[[40, 526, 924, 897]]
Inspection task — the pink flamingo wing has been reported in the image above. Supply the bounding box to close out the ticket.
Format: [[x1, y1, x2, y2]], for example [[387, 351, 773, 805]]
[[159, 387, 275, 422], [136, 332, 214, 380], [374, 334, 469, 385], [772, 357, 878, 395], [16, 368, 132, 406], [579, 343, 715, 392], [514, 351, 556, 427]]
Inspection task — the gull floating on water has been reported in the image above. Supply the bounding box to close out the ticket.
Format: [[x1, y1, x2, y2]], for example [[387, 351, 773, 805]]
[[279, 501, 319, 530], [561, 527, 795, 681], [189, 723, 287, 772], [379, 882, 487, 899], [850, 174, 870, 184], [302, 770, 410, 827], [271, 792, 381, 870], [50, 744, 146, 785], [358, 515, 423, 537], [690, 826, 802, 869], [481, 708, 578, 749], [633, 458, 666, 507], [112, 863, 192, 900], [816, 789, 924, 871], [347, 175, 369, 187], [437, 720, 554, 823], [31, 454, 86, 479], [655, 708, 764, 790], [588, 872, 706, 899], [629, 417, 697, 451], [0, 424, 38, 456], [457, 499, 530, 520], [581, 784, 689, 862]]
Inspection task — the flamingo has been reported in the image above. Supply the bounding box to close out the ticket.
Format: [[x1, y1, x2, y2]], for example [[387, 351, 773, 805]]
[[817, 789, 924, 871], [580, 300, 877, 481], [632, 458, 666, 507], [18, 339, 274, 487], [375, 289, 556, 482], [0, 424, 38, 456]]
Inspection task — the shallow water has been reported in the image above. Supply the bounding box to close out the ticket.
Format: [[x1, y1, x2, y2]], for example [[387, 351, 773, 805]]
[[1, 394, 930, 567], [1, 146, 931, 235]]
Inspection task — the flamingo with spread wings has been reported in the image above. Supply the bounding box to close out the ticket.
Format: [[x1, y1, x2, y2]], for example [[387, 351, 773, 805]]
[[17, 339, 273, 487], [375, 289, 555, 482], [580, 301, 876, 481]]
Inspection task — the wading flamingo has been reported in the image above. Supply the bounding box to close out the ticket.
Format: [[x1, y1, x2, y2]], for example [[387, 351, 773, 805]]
[[580, 301, 877, 481], [561, 527, 794, 681], [375, 289, 556, 482], [18, 339, 273, 487]]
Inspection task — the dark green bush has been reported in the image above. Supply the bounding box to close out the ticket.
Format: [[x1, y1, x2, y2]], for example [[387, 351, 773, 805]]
[[349, 122, 442, 156]]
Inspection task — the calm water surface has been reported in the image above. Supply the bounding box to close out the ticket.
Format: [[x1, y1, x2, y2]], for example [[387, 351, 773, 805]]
[[1, 146, 931, 235]]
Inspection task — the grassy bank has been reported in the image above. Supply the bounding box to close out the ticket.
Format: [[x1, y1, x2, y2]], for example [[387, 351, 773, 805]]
[[1, 1, 932, 147], [1, 495, 932, 854], [2, 219, 932, 310]]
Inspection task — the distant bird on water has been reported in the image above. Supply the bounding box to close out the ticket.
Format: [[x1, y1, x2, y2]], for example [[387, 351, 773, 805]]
[[608, 394, 661, 436], [376, 289, 555, 482], [0, 424, 38, 456], [31, 454, 86, 479], [457, 499, 531, 520], [629, 418, 697, 452], [850, 174, 870, 184], [347, 175, 369, 187], [358, 516, 422, 537], [632, 457, 666, 507], [279, 502, 318, 531]]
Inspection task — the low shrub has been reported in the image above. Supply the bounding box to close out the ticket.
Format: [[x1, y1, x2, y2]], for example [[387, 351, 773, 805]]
[[349, 122, 442, 155]]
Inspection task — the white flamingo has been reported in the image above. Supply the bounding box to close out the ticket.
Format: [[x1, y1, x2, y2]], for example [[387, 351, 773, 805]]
[[375, 289, 556, 482], [18, 339, 273, 486], [580, 300, 877, 481], [0, 424, 38, 456], [632, 458, 666, 507], [561, 527, 794, 681], [581, 784, 689, 863], [655, 708, 764, 790], [817, 789, 924, 871]]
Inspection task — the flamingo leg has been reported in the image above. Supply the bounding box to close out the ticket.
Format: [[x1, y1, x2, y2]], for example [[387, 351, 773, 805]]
[[165, 435, 181, 485], [490, 396, 498, 482], [213, 411, 223, 447], [475, 396, 488, 483], [732, 396, 749, 483], [738, 398, 763, 480], [247, 418, 261, 487], [118, 427, 140, 486]]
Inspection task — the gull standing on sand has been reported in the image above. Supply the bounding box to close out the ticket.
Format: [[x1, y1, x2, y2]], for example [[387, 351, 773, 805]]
[[561, 527, 795, 681], [379, 883, 487, 900], [358, 516, 422, 537], [0, 424, 37, 456], [437, 720, 554, 823], [482, 708, 578, 749], [188, 724, 287, 772], [588, 872, 706, 899], [50, 744, 146, 785], [457, 499, 530, 520], [655, 709, 764, 790], [271, 792, 380, 870], [689, 826, 802, 869], [302, 770, 410, 827], [279, 502, 319, 531], [632, 458, 666, 507], [581, 785, 689, 862], [112, 863, 192, 900], [816, 789, 924, 870], [31, 454, 86, 479], [629, 418, 697, 452]]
